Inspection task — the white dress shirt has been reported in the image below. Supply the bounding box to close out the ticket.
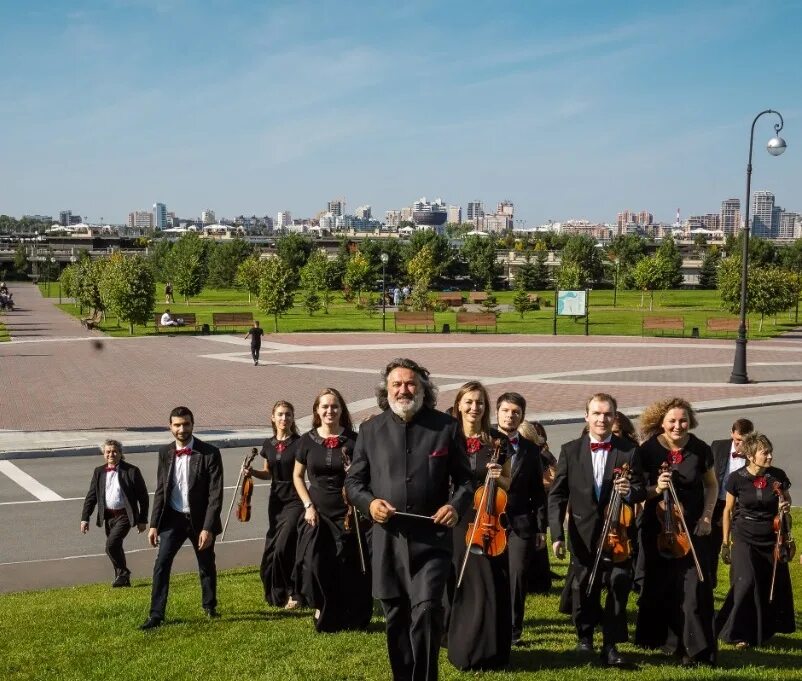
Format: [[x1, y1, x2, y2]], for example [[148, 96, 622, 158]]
[[589, 436, 611, 499], [105, 468, 124, 510], [169, 437, 193, 513], [719, 440, 747, 500]]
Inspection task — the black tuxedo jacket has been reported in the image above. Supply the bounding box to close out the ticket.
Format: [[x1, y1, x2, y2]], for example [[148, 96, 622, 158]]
[[506, 435, 547, 539], [548, 434, 646, 568], [345, 406, 474, 603], [81, 460, 149, 527], [711, 438, 734, 491], [149, 438, 224, 535]]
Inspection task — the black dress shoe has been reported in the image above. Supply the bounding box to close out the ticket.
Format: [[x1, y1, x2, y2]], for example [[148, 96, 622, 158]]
[[600, 644, 625, 666], [575, 640, 594, 653], [204, 608, 220, 619], [112, 573, 131, 588], [139, 616, 163, 631]]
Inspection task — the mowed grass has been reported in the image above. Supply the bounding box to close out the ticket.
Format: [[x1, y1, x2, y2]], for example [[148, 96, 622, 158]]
[[3, 512, 802, 681], [43, 284, 801, 339], [0, 321, 8, 341]]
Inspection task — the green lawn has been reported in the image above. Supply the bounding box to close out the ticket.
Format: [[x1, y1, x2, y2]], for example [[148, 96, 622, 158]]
[[2, 513, 802, 680], [43, 284, 801, 339], [0, 322, 8, 342]]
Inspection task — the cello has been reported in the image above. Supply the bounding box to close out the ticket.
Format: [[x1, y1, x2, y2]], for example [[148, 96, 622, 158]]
[[587, 464, 634, 595], [457, 438, 508, 588], [770, 480, 795, 602], [655, 461, 704, 581]]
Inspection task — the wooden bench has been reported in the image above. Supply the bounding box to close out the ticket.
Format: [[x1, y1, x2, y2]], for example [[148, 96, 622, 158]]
[[154, 312, 199, 332], [642, 316, 685, 337], [212, 311, 253, 332], [394, 311, 435, 332], [437, 292, 464, 307], [456, 312, 497, 332], [81, 309, 103, 330], [468, 292, 488, 303], [706, 318, 745, 336]]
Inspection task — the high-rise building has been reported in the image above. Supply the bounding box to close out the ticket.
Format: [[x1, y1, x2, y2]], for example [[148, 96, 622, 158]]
[[59, 210, 72, 226], [128, 210, 154, 230], [752, 191, 775, 238], [467, 201, 484, 222], [637, 211, 654, 226], [276, 211, 292, 229], [354, 205, 371, 219], [400, 206, 414, 223], [720, 198, 741, 235], [616, 211, 636, 229], [153, 203, 167, 230], [447, 205, 462, 224], [778, 211, 799, 240], [328, 199, 345, 217], [201, 209, 216, 225], [497, 200, 514, 217], [385, 210, 401, 227]]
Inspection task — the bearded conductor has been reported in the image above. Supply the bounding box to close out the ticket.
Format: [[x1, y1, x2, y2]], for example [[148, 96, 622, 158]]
[[345, 358, 473, 681]]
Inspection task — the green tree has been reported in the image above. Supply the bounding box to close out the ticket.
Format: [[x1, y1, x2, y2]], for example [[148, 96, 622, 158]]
[[59, 264, 78, 300], [605, 234, 646, 288], [235, 255, 265, 303], [206, 238, 254, 288], [344, 251, 373, 304], [631, 255, 666, 310], [301, 249, 334, 314], [257, 258, 296, 332], [461, 235, 501, 289], [75, 258, 107, 315], [402, 231, 455, 281], [302, 290, 322, 316], [165, 232, 208, 302], [655, 236, 684, 288], [99, 253, 156, 334], [715, 256, 795, 330], [276, 233, 314, 286], [516, 250, 550, 290], [147, 239, 173, 282], [555, 261, 585, 290], [698, 249, 721, 289], [560, 235, 604, 285], [407, 244, 435, 311], [13, 243, 28, 275], [511, 276, 533, 319]]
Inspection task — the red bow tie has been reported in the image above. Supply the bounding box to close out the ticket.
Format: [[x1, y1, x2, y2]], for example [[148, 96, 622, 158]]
[[509, 437, 519, 447], [590, 442, 611, 452], [105, 466, 117, 472], [175, 447, 192, 457], [731, 452, 745, 459]]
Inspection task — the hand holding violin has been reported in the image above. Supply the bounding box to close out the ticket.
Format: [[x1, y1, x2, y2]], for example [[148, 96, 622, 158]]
[[655, 470, 672, 492], [485, 462, 502, 479], [614, 475, 631, 497]]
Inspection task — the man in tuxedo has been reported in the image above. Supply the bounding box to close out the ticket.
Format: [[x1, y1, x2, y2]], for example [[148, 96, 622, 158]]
[[140, 406, 224, 630], [494, 392, 547, 646], [549, 393, 645, 666], [710, 418, 753, 587], [346, 358, 473, 681], [80, 439, 149, 587]]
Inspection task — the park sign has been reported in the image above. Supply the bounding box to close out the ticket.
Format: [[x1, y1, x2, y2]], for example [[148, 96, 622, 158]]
[[553, 289, 589, 336]]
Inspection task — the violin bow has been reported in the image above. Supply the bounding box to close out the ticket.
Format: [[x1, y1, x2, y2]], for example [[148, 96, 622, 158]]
[[221, 447, 257, 543], [587, 467, 624, 596], [769, 481, 785, 603], [341, 446, 367, 575], [666, 476, 705, 581]]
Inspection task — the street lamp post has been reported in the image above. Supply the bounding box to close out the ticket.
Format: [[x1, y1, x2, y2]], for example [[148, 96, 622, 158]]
[[613, 258, 620, 307], [380, 252, 389, 331], [729, 110, 787, 384]]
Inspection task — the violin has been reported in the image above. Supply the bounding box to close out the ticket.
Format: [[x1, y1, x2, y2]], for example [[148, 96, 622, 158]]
[[655, 461, 705, 580], [770, 480, 795, 602], [587, 464, 634, 595], [236, 448, 259, 522]]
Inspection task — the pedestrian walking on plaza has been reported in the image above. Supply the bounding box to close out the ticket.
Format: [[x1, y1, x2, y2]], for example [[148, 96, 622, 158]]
[[80, 439, 149, 587], [245, 320, 264, 366], [140, 406, 224, 630]]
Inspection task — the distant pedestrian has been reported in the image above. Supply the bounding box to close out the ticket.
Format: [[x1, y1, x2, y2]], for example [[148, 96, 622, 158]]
[[402, 285, 410, 300], [80, 440, 149, 588], [393, 287, 401, 306], [245, 320, 264, 366], [165, 281, 174, 304]]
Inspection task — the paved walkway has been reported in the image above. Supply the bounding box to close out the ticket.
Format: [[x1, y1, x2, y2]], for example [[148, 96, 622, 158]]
[[3, 282, 802, 458]]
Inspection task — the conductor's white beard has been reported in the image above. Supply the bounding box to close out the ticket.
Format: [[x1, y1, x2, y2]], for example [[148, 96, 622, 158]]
[[388, 391, 424, 420]]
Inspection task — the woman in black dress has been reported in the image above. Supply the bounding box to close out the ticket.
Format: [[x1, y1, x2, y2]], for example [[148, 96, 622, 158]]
[[447, 381, 513, 671], [244, 400, 303, 609], [292, 387, 372, 632], [716, 432, 795, 648], [635, 397, 718, 666]]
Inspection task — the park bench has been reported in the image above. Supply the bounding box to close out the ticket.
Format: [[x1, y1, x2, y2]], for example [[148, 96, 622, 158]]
[[437, 292, 464, 307], [706, 317, 744, 337], [81, 309, 103, 330], [456, 311, 497, 333], [468, 292, 488, 304], [154, 312, 199, 333], [212, 311, 253, 332], [394, 311, 435, 332], [641, 316, 685, 337]]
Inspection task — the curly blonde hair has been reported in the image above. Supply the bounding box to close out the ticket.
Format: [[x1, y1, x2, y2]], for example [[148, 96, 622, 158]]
[[638, 397, 698, 442]]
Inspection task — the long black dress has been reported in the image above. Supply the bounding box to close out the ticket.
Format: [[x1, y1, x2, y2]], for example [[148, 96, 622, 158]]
[[259, 434, 303, 607], [447, 432, 512, 671], [529, 446, 558, 594], [294, 429, 372, 632], [635, 433, 717, 664], [716, 466, 795, 646]]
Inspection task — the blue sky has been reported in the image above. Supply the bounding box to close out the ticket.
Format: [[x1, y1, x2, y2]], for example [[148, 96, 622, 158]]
[[1, 0, 800, 225]]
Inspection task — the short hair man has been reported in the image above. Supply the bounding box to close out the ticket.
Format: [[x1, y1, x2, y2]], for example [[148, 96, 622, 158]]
[[244, 320, 264, 366], [140, 407, 224, 629], [346, 358, 473, 681]]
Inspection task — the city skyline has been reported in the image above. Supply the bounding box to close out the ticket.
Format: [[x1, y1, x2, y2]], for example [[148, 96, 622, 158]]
[[1, 1, 800, 225]]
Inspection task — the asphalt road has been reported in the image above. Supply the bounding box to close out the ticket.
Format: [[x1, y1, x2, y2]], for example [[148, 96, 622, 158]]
[[1, 404, 800, 593]]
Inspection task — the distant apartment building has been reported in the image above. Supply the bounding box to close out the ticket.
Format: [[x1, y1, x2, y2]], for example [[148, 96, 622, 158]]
[[467, 201, 484, 223], [447, 205, 462, 224], [687, 214, 721, 231], [778, 211, 799, 240], [752, 191, 775, 238], [400, 206, 414, 222], [276, 211, 292, 229], [555, 220, 613, 241], [128, 210, 154, 230], [167, 211, 177, 227], [327, 199, 345, 217], [720, 198, 741, 235], [482, 213, 513, 233], [153, 202, 167, 230], [354, 205, 371, 219], [385, 210, 401, 227], [497, 200, 514, 217], [59, 210, 72, 226], [616, 211, 636, 229], [201, 209, 216, 225], [637, 211, 653, 226]]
